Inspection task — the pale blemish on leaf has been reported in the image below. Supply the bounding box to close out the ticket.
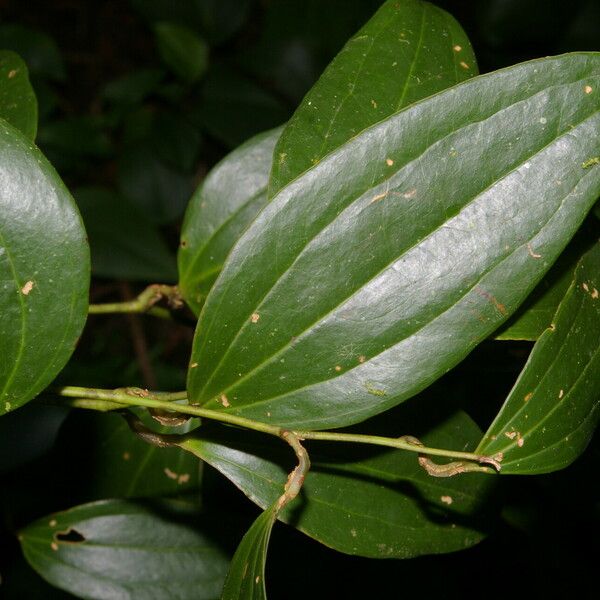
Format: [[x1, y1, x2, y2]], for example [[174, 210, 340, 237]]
[[584, 85, 593, 94], [453, 45, 462, 52], [7, 69, 17, 78], [164, 467, 178, 480], [365, 382, 386, 397], [122, 452, 131, 461], [251, 313, 260, 323], [385, 158, 394, 166], [440, 495, 453, 505], [21, 280, 34, 295], [527, 243, 542, 259], [459, 61, 470, 70], [219, 394, 230, 407], [559, 389, 564, 399]]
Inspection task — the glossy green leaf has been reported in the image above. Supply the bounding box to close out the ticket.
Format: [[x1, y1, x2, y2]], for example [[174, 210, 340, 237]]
[[0, 120, 89, 416], [495, 223, 596, 340], [75, 187, 177, 283], [269, 0, 477, 196], [180, 409, 494, 558], [220, 504, 277, 600], [188, 54, 600, 430], [179, 127, 282, 314], [56, 410, 200, 498], [154, 21, 209, 83], [19, 500, 229, 600], [0, 50, 37, 140], [477, 242, 600, 474]]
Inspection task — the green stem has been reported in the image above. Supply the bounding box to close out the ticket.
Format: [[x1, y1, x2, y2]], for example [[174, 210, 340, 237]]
[[88, 284, 182, 319], [53, 386, 500, 471]]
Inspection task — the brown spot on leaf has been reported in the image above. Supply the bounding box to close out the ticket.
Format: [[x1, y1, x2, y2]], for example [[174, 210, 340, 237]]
[[440, 495, 453, 505], [524, 392, 533, 402], [51, 542, 58, 551], [251, 313, 260, 323], [453, 45, 462, 52], [459, 61, 470, 69], [7, 69, 17, 78], [219, 394, 230, 407], [584, 85, 593, 94], [178, 473, 190, 484], [334, 365, 342, 372], [164, 467, 178, 480], [385, 158, 394, 166], [123, 452, 131, 461]]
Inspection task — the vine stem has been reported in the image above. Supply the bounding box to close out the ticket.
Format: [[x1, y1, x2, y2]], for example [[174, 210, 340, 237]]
[[53, 386, 501, 472], [88, 284, 182, 319]]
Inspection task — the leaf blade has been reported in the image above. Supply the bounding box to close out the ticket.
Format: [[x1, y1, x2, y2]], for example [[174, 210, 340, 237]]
[[478, 241, 600, 474], [269, 0, 477, 196], [220, 505, 277, 600], [0, 50, 37, 140], [19, 500, 229, 600], [188, 53, 600, 430], [0, 120, 89, 416], [178, 127, 283, 314]]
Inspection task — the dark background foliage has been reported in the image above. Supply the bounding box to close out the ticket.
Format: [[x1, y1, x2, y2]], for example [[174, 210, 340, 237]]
[[0, 1, 597, 597]]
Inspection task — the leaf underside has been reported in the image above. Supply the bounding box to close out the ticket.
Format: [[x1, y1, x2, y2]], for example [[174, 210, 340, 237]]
[[188, 53, 600, 430]]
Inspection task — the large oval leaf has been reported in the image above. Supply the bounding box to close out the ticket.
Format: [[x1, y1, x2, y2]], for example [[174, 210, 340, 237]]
[[188, 54, 600, 430], [0, 50, 37, 140], [179, 410, 495, 558], [269, 0, 477, 196], [0, 120, 89, 416], [220, 504, 277, 600], [477, 242, 600, 474], [178, 127, 282, 314], [19, 500, 229, 600]]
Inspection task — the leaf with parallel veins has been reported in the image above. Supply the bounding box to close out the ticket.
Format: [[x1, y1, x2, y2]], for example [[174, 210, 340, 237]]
[[188, 53, 600, 430]]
